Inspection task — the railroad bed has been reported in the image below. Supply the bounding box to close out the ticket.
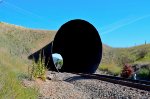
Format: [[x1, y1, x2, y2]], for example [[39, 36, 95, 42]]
[[46, 71, 150, 99], [73, 73, 150, 91]]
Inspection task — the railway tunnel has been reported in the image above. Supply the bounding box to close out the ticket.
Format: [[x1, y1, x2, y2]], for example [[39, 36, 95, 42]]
[[29, 19, 102, 73]]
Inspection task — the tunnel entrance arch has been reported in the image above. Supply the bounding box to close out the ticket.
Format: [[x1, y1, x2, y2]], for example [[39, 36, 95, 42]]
[[52, 19, 102, 73]]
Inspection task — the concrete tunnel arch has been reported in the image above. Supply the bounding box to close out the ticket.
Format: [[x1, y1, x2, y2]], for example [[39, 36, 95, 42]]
[[52, 19, 102, 73]]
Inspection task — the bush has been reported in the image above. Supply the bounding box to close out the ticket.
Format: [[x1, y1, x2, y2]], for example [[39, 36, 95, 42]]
[[29, 52, 47, 81], [121, 64, 133, 78], [138, 68, 150, 80]]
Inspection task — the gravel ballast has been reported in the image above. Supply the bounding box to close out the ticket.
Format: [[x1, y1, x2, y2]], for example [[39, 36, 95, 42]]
[[23, 71, 150, 99]]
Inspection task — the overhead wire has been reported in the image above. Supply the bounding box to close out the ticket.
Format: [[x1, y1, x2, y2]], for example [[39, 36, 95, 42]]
[[2, 0, 48, 21]]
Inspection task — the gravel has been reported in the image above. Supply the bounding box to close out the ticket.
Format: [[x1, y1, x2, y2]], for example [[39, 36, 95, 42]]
[[23, 71, 150, 99], [68, 79, 150, 99], [36, 80, 89, 99]]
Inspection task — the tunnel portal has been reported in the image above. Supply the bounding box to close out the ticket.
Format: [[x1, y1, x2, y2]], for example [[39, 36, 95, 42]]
[[52, 19, 102, 73]]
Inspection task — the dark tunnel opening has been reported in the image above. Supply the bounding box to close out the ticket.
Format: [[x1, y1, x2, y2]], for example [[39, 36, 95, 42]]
[[52, 19, 102, 73]]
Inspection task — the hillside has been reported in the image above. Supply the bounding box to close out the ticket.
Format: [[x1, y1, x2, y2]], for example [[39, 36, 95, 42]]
[[102, 43, 150, 64], [0, 22, 56, 98], [0, 22, 150, 98], [100, 43, 150, 75]]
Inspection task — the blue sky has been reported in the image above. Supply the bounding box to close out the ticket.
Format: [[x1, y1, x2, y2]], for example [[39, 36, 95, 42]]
[[0, 0, 150, 47]]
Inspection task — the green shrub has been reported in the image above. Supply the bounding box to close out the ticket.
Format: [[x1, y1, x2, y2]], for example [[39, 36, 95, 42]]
[[138, 68, 150, 79], [29, 52, 47, 81]]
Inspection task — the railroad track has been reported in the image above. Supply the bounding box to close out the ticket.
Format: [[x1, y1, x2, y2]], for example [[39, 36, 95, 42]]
[[72, 73, 150, 91]]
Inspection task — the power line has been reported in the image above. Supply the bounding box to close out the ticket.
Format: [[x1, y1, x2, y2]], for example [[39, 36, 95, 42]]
[[2, 1, 47, 21]]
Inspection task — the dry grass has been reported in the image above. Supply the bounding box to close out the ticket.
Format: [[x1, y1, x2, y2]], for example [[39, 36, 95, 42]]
[[100, 44, 150, 76], [0, 22, 56, 98]]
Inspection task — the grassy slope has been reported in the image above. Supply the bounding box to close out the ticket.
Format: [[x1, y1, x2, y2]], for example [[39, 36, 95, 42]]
[[100, 44, 150, 75], [0, 22, 56, 99], [0, 22, 150, 97]]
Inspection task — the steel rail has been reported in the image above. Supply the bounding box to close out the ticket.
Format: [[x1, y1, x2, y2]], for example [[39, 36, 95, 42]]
[[72, 73, 150, 91]]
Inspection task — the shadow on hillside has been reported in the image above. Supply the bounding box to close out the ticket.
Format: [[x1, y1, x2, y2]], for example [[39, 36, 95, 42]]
[[28, 42, 57, 71]]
